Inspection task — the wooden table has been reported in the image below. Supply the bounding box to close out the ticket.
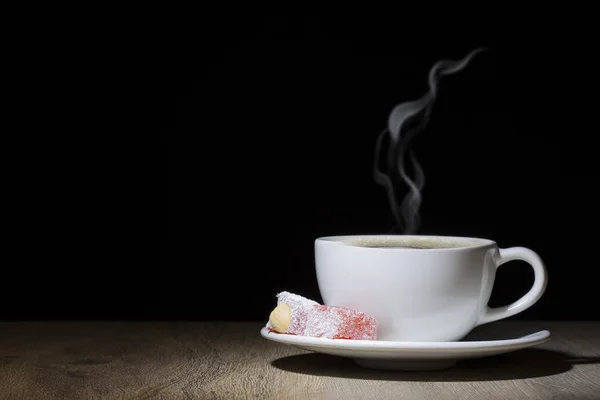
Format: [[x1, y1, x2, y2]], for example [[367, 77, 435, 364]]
[[0, 321, 598, 399]]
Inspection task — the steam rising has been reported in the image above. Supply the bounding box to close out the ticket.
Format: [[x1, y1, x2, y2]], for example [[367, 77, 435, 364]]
[[374, 47, 487, 233]]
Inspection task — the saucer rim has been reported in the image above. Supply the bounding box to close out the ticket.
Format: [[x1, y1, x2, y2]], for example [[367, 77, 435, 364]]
[[260, 327, 552, 352]]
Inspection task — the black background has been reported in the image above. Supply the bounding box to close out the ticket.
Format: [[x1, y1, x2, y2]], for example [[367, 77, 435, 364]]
[[10, 16, 600, 322], [166, 16, 598, 322]]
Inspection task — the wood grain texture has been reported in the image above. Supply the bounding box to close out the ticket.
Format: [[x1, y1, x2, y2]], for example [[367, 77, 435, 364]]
[[0, 321, 598, 399]]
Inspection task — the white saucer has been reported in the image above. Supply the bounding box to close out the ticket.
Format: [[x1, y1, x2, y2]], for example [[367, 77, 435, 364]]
[[260, 327, 551, 371]]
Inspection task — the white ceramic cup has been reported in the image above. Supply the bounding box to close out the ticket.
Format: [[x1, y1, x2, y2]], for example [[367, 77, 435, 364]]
[[314, 235, 548, 342]]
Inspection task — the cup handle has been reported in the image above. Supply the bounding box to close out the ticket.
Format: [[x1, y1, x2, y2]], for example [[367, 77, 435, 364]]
[[478, 246, 548, 325]]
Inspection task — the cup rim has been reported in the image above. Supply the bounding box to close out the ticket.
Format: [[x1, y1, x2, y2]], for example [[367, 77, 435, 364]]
[[315, 234, 496, 251]]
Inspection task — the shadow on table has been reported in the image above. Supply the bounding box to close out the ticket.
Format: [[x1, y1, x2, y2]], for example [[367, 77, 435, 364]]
[[271, 350, 600, 382], [270, 322, 600, 382]]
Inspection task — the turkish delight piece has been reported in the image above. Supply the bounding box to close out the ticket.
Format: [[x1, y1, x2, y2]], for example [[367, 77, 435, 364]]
[[266, 291, 377, 340]]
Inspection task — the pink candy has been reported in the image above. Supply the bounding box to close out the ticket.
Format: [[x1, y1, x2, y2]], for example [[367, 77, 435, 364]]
[[266, 291, 377, 340]]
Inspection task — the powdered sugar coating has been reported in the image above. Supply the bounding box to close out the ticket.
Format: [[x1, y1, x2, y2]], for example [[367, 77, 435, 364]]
[[266, 291, 318, 334], [305, 305, 377, 340], [266, 291, 378, 340]]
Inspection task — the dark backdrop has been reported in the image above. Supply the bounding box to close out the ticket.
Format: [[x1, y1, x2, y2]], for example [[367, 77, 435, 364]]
[[8, 16, 599, 322], [165, 16, 598, 322]]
